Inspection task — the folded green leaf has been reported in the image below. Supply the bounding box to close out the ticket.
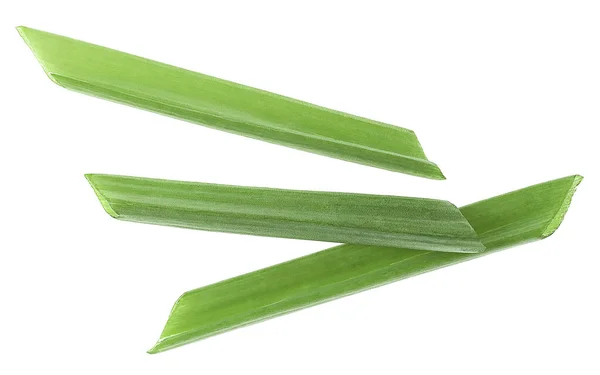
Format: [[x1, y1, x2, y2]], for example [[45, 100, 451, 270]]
[[17, 26, 444, 179], [86, 174, 484, 253], [148, 175, 582, 353]]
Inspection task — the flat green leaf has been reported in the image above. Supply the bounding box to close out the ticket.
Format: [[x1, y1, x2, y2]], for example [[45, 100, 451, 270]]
[[148, 175, 582, 353], [85, 174, 484, 253], [17, 26, 444, 179]]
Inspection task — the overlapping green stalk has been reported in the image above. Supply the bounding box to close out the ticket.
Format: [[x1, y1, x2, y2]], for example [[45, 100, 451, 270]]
[[17, 26, 584, 355], [86, 174, 484, 253], [146, 175, 582, 353], [17, 26, 444, 179]]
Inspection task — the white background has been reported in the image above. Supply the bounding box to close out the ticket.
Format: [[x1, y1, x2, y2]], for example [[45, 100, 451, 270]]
[[1, 1, 598, 374]]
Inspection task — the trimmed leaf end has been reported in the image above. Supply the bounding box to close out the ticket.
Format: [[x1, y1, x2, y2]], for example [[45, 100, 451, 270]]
[[428, 162, 446, 180], [146, 346, 161, 355], [148, 291, 195, 354], [147, 340, 175, 355], [85, 174, 119, 218], [17, 26, 63, 87], [541, 174, 583, 238]]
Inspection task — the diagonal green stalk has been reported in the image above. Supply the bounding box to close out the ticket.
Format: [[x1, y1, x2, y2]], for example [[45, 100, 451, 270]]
[[85, 174, 485, 253], [147, 175, 582, 353], [17, 26, 444, 179]]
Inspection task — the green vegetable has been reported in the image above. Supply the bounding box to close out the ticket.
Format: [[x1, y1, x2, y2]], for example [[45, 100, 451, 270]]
[[17, 26, 444, 179], [147, 175, 582, 353], [85, 174, 484, 253]]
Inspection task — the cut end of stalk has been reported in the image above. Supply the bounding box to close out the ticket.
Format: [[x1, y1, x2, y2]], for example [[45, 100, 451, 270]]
[[147, 340, 174, 355], [16, 26, 32, 47], [147, 335, 184, 354], [85, 174, 119, 218], [410, 133, 446, 180], [17, 26, 62, 86], [541, 174, 583, 238], [147, 291, 194, 354], [146, 345, 161, 355], [429, 163, 446, 180]]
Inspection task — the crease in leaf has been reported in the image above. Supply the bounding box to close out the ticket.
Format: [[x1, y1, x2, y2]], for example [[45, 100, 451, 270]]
[[17, 26, 444, 179], [147, 175, 582, 353], [85, 174, 485, 253]]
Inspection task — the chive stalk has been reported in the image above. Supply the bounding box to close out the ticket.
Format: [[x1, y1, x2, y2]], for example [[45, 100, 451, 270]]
[[86, 174, 484, 253], [147, 175, 582, 353], [18, 26, 444, 179]]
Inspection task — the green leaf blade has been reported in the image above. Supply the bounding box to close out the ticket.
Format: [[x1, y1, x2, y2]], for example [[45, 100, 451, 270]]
[[17, 26, 444, 179], [17, 27, 444, 179], [459, 174, 583, 248], [148, 175, 582, 353], [85, 174, 485, 253]]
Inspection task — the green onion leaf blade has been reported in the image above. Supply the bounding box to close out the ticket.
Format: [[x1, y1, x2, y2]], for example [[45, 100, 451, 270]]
[[18, 26, 444, 179], [148, 175, 582, 353], [85, 173, 485, 253]]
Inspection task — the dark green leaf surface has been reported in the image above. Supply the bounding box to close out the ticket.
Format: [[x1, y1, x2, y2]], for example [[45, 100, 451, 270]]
[[17, 26, 444, 179], [86, 174, 484, 253], [148, 175, 582, 353]]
